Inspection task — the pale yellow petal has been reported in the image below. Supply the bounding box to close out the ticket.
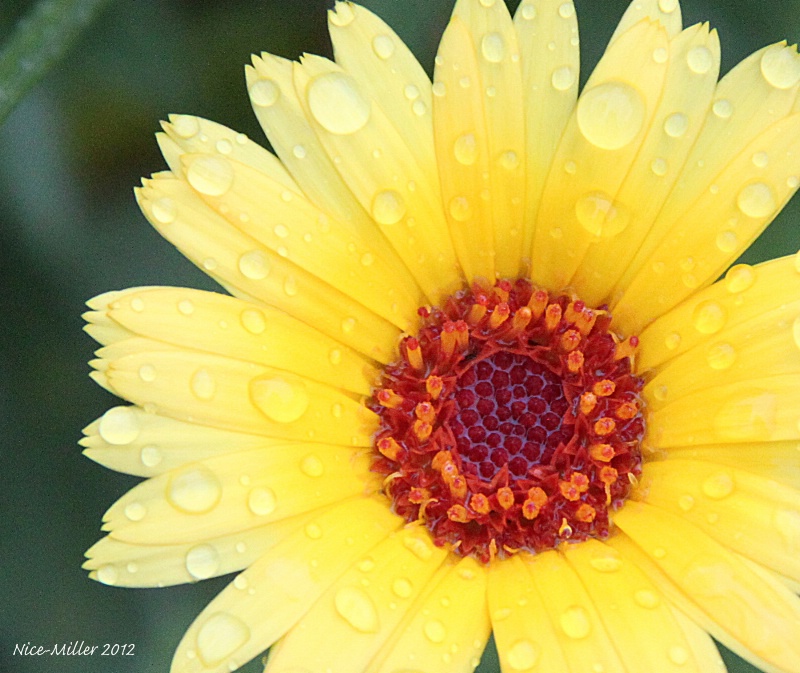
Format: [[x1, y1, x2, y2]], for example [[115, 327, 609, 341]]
[[102, 444, 375, 544], [489, 554, 570, 673], [669, 608, 727, 673], [564, 538, 709, 672], [613, 500, 800, 673], [514, 0, 579, 260], [84, 512, 312, 587], [136, 175, 400, 363], [611, 0, 682, 41], [170, 497, 401, 673], [532, 20, 670, 291], [86, 286, 378, 396], [264, 526, 448, 673], [81, 405, 287, 478], [293, 55, 462, 304], [636, 459, 800, 583], [525, 550, 626, 672], [372, 557, 489, 673]]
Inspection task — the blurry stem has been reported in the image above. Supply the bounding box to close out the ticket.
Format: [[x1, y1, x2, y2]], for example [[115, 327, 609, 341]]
[[0, 0, 113, 126]]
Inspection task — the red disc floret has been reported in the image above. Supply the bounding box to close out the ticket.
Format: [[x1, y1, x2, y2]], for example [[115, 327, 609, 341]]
[[370, 279, 646, 563]]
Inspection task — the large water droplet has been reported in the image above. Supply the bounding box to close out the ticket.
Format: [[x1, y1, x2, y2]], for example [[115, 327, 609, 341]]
[[760, 45, 800, 89], [560, 606, 591, 639], [250, 375, 310, 423], [249, 79, 280, 107], [575, 192, 631, 237], [196, 613, 250, 666], [191, 368, 216, 400], [247, 487, 277, 515], [97, 564, 118, 585], [737, 182, 776, 218], [724, 264, 754, 293], [238, 250, 270, 280], [424, 619, 446, 643], [507, 640, 538, 671], [187, 156, 234, 196], [652, 47, 668, 64], [706, 343, 736, 370], [300, 454, 324, 477], [558, 2, 575, 18], [449, 196, 472, 222], [687, 46, 713, 74], [240, 308, 266, 334], [99, 407, 141, 445], [576, 82, 645, 150], [334, 586, 380, 633], [308, 72, 370, 135], [454, 133, 478, 165], [712, 99, 733, 119], [481, 32, 506, 63], [371, 189, 406, 225], [167, 465, 222, 513], [658, 0, 678, 11], [151, 197, 177, 224], [186, 544, 221, 580], [663, 112, 689, 138], [171, 115, 199, 138], [552, 66, 576, 91], [520, 4, 536, 20], [691, 301, 726, 334], [124, 502, 146, 521], [372, 34, 395, 60]]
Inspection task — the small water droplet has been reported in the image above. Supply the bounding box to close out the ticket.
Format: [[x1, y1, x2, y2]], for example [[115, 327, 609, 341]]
[[668, 645, 690, 665], [706, 342, 736, 370], [664, 332, 681, 350], [202, 257, 218, 271], [560, 606, 591, 639], [195, 613, 250, 666], [191, 368, 216, 400], [737, 182, 776, 218], [752, 151, 769, 168], [249, 79, 280, 107], [140, 445, 162, 467], [240, 309, 266, 334], [186, 544, 221, 580], [653, 547, 667, 558], [372, 34, 395, 60], [678, 494, 696, 511], [520, 4, 536, 20], [167, 465, 222, 513], [702, 472, 735, 499], [724, 264, 755, 293], [687, 46, 713, 74], [760, 45, 800, 89], [403, 535, 433, 560], [479, 0, 496, 6], [589, 556, 622, 572], [424, 619, 446, 643], [659, 0, 678, 11], [663, 112, 689, 138], [507, 639, 538, 670], [454, 133, 478, 165], [575, 192, 631, 237], [138, 364, 156, 382], [551, 65, 576, 91], [238, 250, 270, 280], [558, 2, 575, 18], [124, 502, 146, 521], [371, 189, 406, 225], [651, 157, 667, 176], [653, 47, 668, 64], [392, 577, 413, 598], [250, 375, 310, 424], [712, 99, 733, 119], [292, 144, 307, 159], [788, 176, 799, 189], [330, 2, 355, 26], [187, 156, 234, 197], [308, 72, 370, 135], [97, 564, 118, 585], [233, 574, 249, 590], [99, 407, 141, 445], [300, 454, 324, 477], [633, 588, 661, 609], [328, 348, 342, 365], [151, 197, 177, 224], [577, 82, 645, 150], [654, 384, 669, 401], [335, 586, 380, 633], [248, 487, 277, 515], [432, 81, 446, 97], [215, 139, 233, 155], [404, 84, 420, 100], [493, 607, 512, 621], [499, 150, 520, 170], [715, 230, 738, 253], [283, 275, 298, 297], [341, 317, 357, 334], [692, 301, 726, 334], [480, 32, 506, 64], [564, 160, 577, 174], [449, 196, 472, 222]]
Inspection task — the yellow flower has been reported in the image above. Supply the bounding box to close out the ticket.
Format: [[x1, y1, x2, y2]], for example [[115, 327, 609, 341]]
[[82, 0, 800, 672]]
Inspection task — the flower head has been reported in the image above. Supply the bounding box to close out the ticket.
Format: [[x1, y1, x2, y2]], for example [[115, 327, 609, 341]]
[[83, 1, 800, 672]]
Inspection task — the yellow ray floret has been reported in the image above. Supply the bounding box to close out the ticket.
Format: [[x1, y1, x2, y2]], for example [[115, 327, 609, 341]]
[[611, 0, 682, 41]]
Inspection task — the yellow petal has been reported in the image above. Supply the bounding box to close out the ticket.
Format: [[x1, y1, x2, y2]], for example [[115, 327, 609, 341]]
[[613, 500, 800, 673], [102, 444, 375, 544], [636, 459, 800, 583], [136, 175, 400, 362], [293, 55, 462, 304], [514, 0, 579, 260], [564, 538, 709, 672], [669, 608, 727, 673], [489, 554, 570, 673], [611, 0, 683, 41], [170, 497, 401, 673], [532, 20, 670, 291], [264, 526, 448, 673], [86, 286, 378, 396], [372, 556, 489, 673]]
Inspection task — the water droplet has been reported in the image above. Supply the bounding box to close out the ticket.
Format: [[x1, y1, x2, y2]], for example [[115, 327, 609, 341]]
[[653, 547, 667, 559], [687, 46, 713, 74], [403, 535, 433, 560], [659, 0, 678, 11], [335, 586, 380, 633], [577, 82, 645, 150], [634, 588, 661, 609], [124, 502, 146, 521], [560, 606, 591, 639], [330, 2, 355, 26], [341, 317, 357, 334], [651, 157, 667, 176], [752, 151, 769, 168], [140, 445, 162, 467], [558, 2, 575, 18], [737, 182, 776, 218], [788, 176, 800, 190], [424, 619, 446, 643], [432, 81, 446, 97], [520, 4, 536, 20], [215, 139, 233, 156], [171, 115, 199, 139], [196, 613, 250, 666], [678, 494, 696, 511], [233, 574, 249, 590], [359, 252, 375, 268], [250, 375, 310, 423], [240, 309, 266, 335], [712, 99, 733, 119], [551, 65, 576, 91], [308, 72, 370, 135], [663, 112, 689, 138], [760, 45, 800, 89], [668, 645, 689, 665], [99, 407, 141, 445], [654, 384, 669, 401], [404, 84, 420, 100], [292, 144, 307, 159], [186, 544, 220, 580], [691, 301, 726, 334], [238, 250, 270, 280], [283, 276, 298, 297], [706, 342, 736, 370], [137, 364, 156, 383], [392, 577, 413, 598], [715, 230, 738, 253], [454, 133, 478, 165], [653, 47, 668, 64], [479, 0, 496, 6], [664, 332, 681, 350], [480, 32, 506, 64], [187, 155, 234, 197], [97, 564, 118, 585], [589, 556, 622, 572], [328, 348, 342, 365], [151, 197, 176, 224], [724, 264, 755, 294], [371, 189, 406, 225], [702, 472, 735, 499], [303, 521, 323, 539], [575, 192, 631, 237], [507, 639, 538, 670], [248, 487, 277, 515], [564, 160, 577, 175], [300, 454, 324, 478], [449, 196, 472, 222], [191, 368, 216, 400], [499, 151, 520, 171], [372, 34, 395, 60], [249, 79, 280, 107], [167, 465, 222, 513]]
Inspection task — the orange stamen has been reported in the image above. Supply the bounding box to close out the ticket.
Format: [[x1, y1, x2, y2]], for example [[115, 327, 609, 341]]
[[488, 302, 510, 330], [575, 503, 596, 523], [600, 466, 618, 485], [496, 487, 515, 510], [580, 392, 597, 415], [425, 375, 444, 400], [527, 289, 548, 319], [405, 337, 424, 372], [567, 350, 584, 373], [593, 379, 616, 397], [454, 320, 469, 350], [511, 306, 532, 333], [414, 401, 436, 423], [470, 493, 491, 515], [447, 504, 469, 523], [522, 500, 542, 520], [466, 302, 487, 325], [377, 436, 400, 460], [616, 401, 638, 420], [560, 329, 581, 352], [441, 321, 457, 358], [431, 450, 451, 471], [413, 419, 432, 441], [564, 300, 585, 325], [448, 475, 467, 499], [527, 487, 548, 506], [589, 443, 615, 462], [408, 487, 430, 504], [594, 417, 616, 436], [376, 388, 404, 409], [545, 303, 562, 331], [614, 335, 640, 361]]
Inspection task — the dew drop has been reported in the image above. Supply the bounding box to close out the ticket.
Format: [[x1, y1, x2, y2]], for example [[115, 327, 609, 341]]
[[292, 144, 307, 159], [412, 100, 427, 116], [404, 84, 420, 100], [575, 192, 631, 238], [724, 264, 754, 293], [760, 45, 800, 89], [238, 250, 270, 280], [653, 47, 668, 64], [653, 384, 669, 402], [715, 230, 738, 253], [97, 564, 118, 586], [191, 368, 216, 401], [371, 189, 406, 225], [167, 465, 222, 514], [151, 197, 176, 224], [187, 156, 234, 197], [138, 364, 156, 383], [706, 343, 736, 370], [678, 495, 695, 512], [558, 2, 575, 18], [99, 406, 141, 445], [737, 182, 776, 218], [308, 72, 370, 135], [499, 150, 520, 170], [551, 65, 576, 91], [576, 82, 645, 150], [360, 252, 375, 267], [171, 115, 200, 138], [634, 588, 661, 609], [403, 535, 433, 560], [564, 160, 577, 175], [481, 32, 506, 64], [124, 502, 146, 521], [668, 645, 690, 665], [479, 0, 496, 6], [186, 544, 221, 580], [702, 472, 735, 499], [520, 4, 536, 20], [507, 639, 538, 670], [250, 79, 280, 107], [752, 151, 769, 168], [712, 99, 733, 119], [653, 547, 667, 558], [196, 613, 250, 666], [300, 454, 324, 477], [650, 157, 667, 176], [664, 332, 681, 350], [687, 46, 713, 74], [449, 196, 472, 222], [335, 586, 380, 633], [283, 276, 298, 297], [663, 112, 689, 138], [140, 445, 162, 467], [305, 522, 323, 539], [424, 619, 446, 643], [329, 348, 342, 365], [789, 176, 800, 190], [330, 2, 355, 26], [691, 301, 726, 334], [392, 577, 413, 598], [247, 487, 277, 515], [215, 139, 233, 155], [493, 607, 511, 621], [589, 556, 622, 572], [250, 375, 310, 423], [233, 574, 249, 590], [659, 0, 678, 11], [432, 81, 446, 97], [560, 606, 591, 639], [372, 34, 395, 60], [341, 317, 357, 334], [240, 309, 266, 334], [454, 133, 478, 165]]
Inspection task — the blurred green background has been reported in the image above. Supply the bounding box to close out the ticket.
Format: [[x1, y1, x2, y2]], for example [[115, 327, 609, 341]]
[[1, 1, 798, 672]]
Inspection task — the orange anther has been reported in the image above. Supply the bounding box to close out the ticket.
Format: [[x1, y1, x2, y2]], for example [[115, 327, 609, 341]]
[[425, 375, 444, 400], [522, 499, 542, 520], [614, 335, 640, 361], [589, 443, 615, 462], [511, 306, 532, 333], [405, 337, 424, 371], [567, 350, 584, 373], [413, 419, 432, 441], [594, 417, 616, 436], [466, 302, 487, 325], [527, 288, 549, 319], [580, 392, 597, 415], [593, 380, 616, 397], [431, 450, 451, 471], [440, 460, 458, 479], [454, 320, 469, 349], [600, 466, 618, 485], [408, 487, 430, 504], [376, 388, 404, 409], [616, 401, 638, 420], [488, 302, 510, 330], [575, 503, 597, 523], [414, 401, 436, 423], [496, 487, 515, 510], [571, 473, 590, 490], [527, 486, 548, 506], [470, 493, 491, 515], [560, 329, 582, 352], [377, 436, 401, 460], [493, 280, 512, 302], [441, 321, 457, 358], [545, 303, 562, 331], [558, 518, 573, 537], [564, 300, 585, 325], [559, 481, 581, 501], [447, 504, 469, 523], [448, 475, 467, 499], [576, 309, 597, 336]]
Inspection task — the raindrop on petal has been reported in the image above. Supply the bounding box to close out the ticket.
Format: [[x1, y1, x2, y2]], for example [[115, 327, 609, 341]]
[[577, 82, 645, 150], [308, 72, 371, 135]]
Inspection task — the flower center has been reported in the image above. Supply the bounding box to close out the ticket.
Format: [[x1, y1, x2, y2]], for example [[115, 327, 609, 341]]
[[370, 279, 646, 563]]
